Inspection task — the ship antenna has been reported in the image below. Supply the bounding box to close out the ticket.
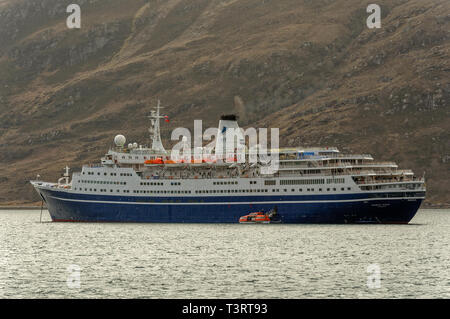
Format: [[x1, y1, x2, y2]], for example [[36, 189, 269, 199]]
[[148, 99, 167, 154]]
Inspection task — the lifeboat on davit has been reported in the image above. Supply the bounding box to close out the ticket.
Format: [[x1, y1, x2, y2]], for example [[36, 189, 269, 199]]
[[145, 158, 164, 164]]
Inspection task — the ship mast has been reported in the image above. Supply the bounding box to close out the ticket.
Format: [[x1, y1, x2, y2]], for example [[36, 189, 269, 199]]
[[148, 100, 167, 154]]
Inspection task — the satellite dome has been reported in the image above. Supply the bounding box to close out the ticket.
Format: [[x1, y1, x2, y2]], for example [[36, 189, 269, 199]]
[[114, 135, 126, 147], [132, 142, 138, 148], [128, 143, 133, 149]]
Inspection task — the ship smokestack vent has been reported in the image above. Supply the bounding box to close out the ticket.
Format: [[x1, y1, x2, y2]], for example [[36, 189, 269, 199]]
[[220, 114, 238, 121]]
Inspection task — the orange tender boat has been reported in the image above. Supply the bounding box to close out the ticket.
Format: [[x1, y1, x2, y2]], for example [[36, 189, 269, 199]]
[[239, 208, 281, 224], [239, 212, 270, 223]]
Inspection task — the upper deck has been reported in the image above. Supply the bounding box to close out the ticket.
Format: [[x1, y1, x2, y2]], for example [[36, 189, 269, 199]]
[[33, 104, 425, 197]]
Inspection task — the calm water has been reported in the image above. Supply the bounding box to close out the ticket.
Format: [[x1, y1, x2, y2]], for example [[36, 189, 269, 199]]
[[0, 209, 449, 298]]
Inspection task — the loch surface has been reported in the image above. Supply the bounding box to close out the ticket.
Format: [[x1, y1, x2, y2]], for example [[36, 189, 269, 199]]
[[0, 209, 449, 298]]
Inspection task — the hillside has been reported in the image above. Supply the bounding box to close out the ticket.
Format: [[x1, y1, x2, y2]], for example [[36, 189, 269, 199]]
[[0, 0, 448, 206]]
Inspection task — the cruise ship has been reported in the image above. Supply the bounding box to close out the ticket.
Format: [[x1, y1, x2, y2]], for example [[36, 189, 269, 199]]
[[31, 101, 425, 223]]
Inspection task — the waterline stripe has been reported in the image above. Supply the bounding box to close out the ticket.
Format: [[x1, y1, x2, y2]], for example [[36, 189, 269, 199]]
[[47, 195, 424, 205]]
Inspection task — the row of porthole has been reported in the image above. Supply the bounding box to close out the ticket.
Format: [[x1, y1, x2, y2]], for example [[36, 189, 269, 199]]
[[121, 156, 147, 160], [133, 190, 192, 194], [79, 180, 126, 185], [194, 188, 353, 194], [304, 187, 351, 192], [213, 181, 239, 185], [82, 172, 132, 176], [75, 188, 129, 193], [74, 187, 352, 193], [196, 189, 268, 194]]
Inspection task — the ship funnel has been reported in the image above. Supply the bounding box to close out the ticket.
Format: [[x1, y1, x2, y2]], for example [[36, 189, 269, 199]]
[[215, 114, 245, 159]]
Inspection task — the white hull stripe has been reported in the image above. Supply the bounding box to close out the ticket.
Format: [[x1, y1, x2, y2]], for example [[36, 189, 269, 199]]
[[47, 195, 424, 205]]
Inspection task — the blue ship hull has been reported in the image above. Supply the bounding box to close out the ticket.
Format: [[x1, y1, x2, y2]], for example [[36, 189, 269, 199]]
[[37, 188, 424, 224]]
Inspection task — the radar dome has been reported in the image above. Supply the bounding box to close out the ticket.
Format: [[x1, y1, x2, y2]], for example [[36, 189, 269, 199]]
[[114, 135, 126, 147], [132, 142, 138, 148]]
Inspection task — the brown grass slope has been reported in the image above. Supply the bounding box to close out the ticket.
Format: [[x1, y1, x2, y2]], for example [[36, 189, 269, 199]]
[[0, 0, 448, 205]]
